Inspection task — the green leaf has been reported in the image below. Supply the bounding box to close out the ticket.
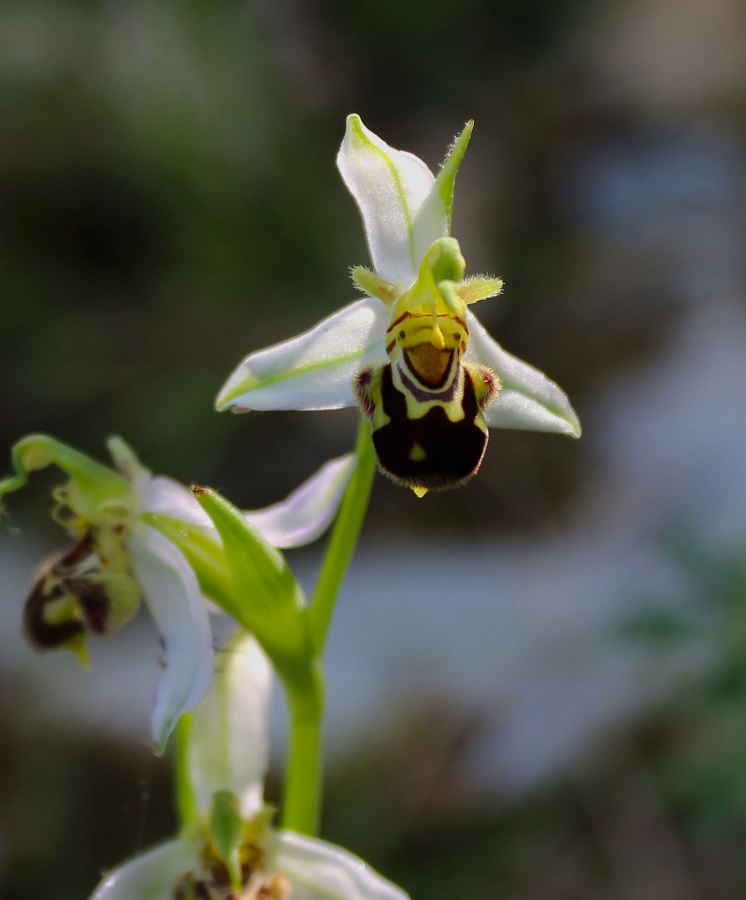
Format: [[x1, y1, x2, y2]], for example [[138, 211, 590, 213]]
[[192, 486, 313, 678]]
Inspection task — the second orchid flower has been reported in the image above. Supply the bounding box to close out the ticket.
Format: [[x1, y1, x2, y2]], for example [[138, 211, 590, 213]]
[[0, 434, 353, 750]]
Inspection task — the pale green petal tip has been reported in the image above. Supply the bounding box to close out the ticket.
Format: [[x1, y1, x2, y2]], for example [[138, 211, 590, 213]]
[[343, 113, 379, 161], [215, 376, 250, 412], [567, 406, 582, 439], [345, 112, 367, 144], [215, 359, 265, 412], [549, 391, 582, 439]]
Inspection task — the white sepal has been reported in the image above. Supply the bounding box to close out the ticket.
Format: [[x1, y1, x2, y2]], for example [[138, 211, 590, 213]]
[[89, 838, 196, 900], [465, 310, 581, 437], [142, 475, 213, 527], [269, 830, 411, 900], [128, 526, 215, 752], [215, 297, 388, 413], [107, 435, 153, 501], [336, 114, 448, 284]]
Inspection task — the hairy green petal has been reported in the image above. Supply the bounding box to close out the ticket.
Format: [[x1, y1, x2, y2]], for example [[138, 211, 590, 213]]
[[435, 120, 473, 230]]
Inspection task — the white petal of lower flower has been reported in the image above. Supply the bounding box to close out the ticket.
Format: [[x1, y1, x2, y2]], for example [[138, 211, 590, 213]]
[[187, 631, 273, 820], [336, 115, 448, 284], [245, 453, 356, 549], [465, 311, 582, 437], [143, 475, 213, 527], [269, 830, 410, 900], [90, 838, 196, 900], [106, 435, 153, 499], [128, 527, 215, 752], [215, 297, 388, 412]]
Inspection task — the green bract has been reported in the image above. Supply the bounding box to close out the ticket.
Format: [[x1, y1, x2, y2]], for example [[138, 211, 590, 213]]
[[193, 485, 317, 692]]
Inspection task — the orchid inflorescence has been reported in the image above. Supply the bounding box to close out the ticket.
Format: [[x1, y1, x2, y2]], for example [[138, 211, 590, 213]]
[[1, 115, 578, 898]]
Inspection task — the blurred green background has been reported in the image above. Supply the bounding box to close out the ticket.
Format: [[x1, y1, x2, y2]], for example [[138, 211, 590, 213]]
[[2, 0, 746, 897]]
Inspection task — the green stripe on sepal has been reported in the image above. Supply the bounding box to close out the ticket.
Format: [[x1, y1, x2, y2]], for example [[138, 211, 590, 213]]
[[191, 486, 314, 680]]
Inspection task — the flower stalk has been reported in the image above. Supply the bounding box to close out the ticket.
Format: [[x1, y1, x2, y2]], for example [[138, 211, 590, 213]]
[[311, 419, 377, 654], [283, 674, 325, 835]]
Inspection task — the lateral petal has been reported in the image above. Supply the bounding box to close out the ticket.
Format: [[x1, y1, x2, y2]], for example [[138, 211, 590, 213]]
[[245, 453, 355, 549]]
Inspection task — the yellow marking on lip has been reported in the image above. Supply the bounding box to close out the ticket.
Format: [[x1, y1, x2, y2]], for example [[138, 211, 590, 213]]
[[387, 312, 469, 332], [408, 443, 427, 461]]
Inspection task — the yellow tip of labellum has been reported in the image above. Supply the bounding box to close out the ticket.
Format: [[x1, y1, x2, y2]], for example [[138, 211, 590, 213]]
[[412, 486, 428, 499], [68, 634, 90, 668]]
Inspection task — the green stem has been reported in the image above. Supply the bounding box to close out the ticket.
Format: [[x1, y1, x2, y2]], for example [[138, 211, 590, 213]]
[[310, 420, 377, 654], [281, 667, 324, 835], [282, 420, 376, 834], [175, 713, 199, 828]]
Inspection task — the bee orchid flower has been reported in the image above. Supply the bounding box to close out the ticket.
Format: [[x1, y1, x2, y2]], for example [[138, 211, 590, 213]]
[[216, 115, 580, 496], [91, 631, 409, 900], [0, 434, 354, 751]]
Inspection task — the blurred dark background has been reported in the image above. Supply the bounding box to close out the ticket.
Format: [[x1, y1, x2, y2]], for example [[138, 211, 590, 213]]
[[2, 0, 746, 897]]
